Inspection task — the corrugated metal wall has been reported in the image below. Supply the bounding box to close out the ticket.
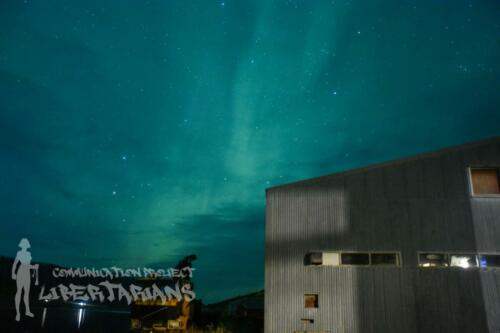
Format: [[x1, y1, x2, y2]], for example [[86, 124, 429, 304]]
[[265, 138, 500, 333]]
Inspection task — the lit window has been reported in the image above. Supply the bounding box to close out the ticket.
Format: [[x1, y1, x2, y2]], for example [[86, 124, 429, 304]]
[[304, 252, 340, 266], [479, 254, 500, 268], [371, 253, 400, 266], [449, 254, 478, 268], [304, 294, 318, 309], [304, 253, 322, 266], [322, 252, 340, 266], [341, 253, 369, 266], [470, 168, 500, 195], [418, 253, 448, 267]]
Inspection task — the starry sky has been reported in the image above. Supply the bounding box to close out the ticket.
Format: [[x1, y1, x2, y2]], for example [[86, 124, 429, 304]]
[[1, 0, 499, 302]]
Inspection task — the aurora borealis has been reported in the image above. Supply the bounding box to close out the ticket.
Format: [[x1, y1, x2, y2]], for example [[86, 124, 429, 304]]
[[1, 0, 499, 302]]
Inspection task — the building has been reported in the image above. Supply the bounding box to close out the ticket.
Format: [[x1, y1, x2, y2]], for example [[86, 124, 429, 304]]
[[202, 291, 264, 333], [265, 137, 500, 333]]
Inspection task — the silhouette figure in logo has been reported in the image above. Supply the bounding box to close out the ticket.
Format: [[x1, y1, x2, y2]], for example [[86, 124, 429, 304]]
[[11, 238, 39, 322]]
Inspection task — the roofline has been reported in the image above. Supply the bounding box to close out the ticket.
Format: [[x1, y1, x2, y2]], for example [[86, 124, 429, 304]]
[[207, 290, 264, 307], [266, 135, 500, 192]]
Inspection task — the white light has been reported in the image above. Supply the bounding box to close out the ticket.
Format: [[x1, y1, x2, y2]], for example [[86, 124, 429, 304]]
[[41, 308, 47, 328], [77, 308, 83, 329], [451, 256, 471, 268]]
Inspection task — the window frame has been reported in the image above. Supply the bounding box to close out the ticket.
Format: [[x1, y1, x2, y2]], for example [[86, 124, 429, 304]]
[[468, 166, 500, 197], [478, 253, 500, 269], [304, 293, 319, 309], [340, 252, 370, 266], [448, 253, 479, 268], [418, 252, 481, 269], [304, 251, 402, 268], [304, 252, 323, 266], [370, 252, 402, 267], [417, 252, 449, 268]]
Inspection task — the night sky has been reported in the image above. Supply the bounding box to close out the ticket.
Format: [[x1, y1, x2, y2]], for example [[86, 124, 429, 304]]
[[1, 0, 499, 302]]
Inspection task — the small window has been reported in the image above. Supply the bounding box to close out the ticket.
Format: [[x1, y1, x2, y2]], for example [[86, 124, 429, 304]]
[[371, 253, 400, 266], [419, 253, 448, 267], [322, 252, 340, 266], [479, 254, 500, 268], [301, 319, 314, 324], [470, 168, 500, 195], [449, 254, 478, 268], [304, 253, 322, 266], [341, 253, 369, 266], [304, 294, 318, 308]]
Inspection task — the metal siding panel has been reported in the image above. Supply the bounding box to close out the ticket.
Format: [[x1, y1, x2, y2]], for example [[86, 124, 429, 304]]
[[480, 271, 500, 332], [384, 164, 408, 201], [447, 199, 476, 250], [422, 156, 445, 199], [472, 199, 500, 252], [406, 159, 425, 199], [441, 150, 469, 200]]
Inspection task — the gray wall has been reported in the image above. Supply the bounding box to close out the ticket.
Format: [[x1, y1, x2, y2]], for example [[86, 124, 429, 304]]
[[265, 138, 500, 333]]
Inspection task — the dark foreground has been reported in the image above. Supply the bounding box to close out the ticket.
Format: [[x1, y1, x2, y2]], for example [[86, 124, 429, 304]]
[[0, 305, 130, 333]]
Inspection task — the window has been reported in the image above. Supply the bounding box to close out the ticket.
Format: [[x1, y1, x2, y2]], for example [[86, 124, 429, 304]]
[[371, 253, 400, 266], [470, 168, 500, 195], [419, 252, 500, 269], [304, 294, 318, 309], [341, 253, 369, 266], [304, 252, 323, 266], [479, 254, 500, 268], [322, 252, 340, 266], [304, 252, 339, 266], [418, 253, 448, 267], [305, 251, 400, 267], [449, 254, 478, 268], [301, 319, 314, 324]]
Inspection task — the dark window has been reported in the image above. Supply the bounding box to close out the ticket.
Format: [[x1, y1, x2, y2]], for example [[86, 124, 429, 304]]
[[304, 294, 318, 308], [304, 253, 322, 266], [479, 255, 500, 268], [470, 168, 500, 195], [341, 253, 369, 265], [449, 254, 478, 268], [419, 253, 448, 267], [301, 319, 314, 324], [371, 253, 400, 266]]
